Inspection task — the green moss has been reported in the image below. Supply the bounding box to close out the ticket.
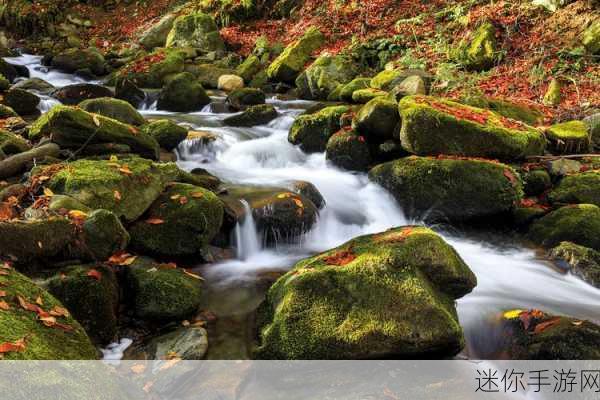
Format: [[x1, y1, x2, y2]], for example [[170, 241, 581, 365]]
[[130, 183, 224, 257], [249, 69, 269, 89], [157, 72, 210, 112], [185, 63, 235, 88], [256, 226, 476, 359], [450, 22, 498, 71], [226, 87, 266, 110], [236, 55, 262, 83], [79, 97, 146, 126], [165, 12, 225, 51], [543, 78, 561, 106], [512, 205, 548, 227], [0, 218, 75, 262], [0, 73, 10, 91], [352, 97, 399, 141], [352, 88, 387, 103], [370, 70, 405, 91], [582, 20, 600, 54], [0, 128, 30, 155], [288, 105, 350, 153], [548, 171, 600, 207], [369, 156, 523, 222], [51, 48, 106, 76], [546, 120, 591, 154], [267, 27, 324, 83], [81, 210, 130, 261], [399, 95, 546, 160], [460, 95, 544, 126], [0, 268, 97, 359], [47, 264, 119, 344], [326, 130, 372, 172], [529, 204, 600, 250], [2, 88, 40, 115], [119, 50, 185, 89], [141, 119, 188, 151], [295, 55, 358, 100], [0, 104, 17, 118], [223, 104, 278, 127], [339, 77, 371, 102], [550, 242, 600, 288], [522, 168, 551, 196]]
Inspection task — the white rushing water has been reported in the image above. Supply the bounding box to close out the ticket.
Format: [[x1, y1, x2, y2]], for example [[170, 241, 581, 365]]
[[9, 54, 600, 358]]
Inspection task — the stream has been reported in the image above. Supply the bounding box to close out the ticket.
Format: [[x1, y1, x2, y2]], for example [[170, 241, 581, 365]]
[[6, 54, 600, 360]]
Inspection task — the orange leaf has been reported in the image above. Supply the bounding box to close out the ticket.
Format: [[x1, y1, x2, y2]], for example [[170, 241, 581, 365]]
[[114, 191, 122, 201], [533, 317, 561, 334], [145, 218, 165, 225], [119, 165, 133, 176], [191, 192, 204, 198], [0, 338, 26, 353], [0, 203, 14, 222], [0, 300, 10, 310], [49, 306, 70, 318], [87, 269, 102, 281], [179, 196, 188, 205], [108, 251, 137, 266], [323, 247, 356, 266], [35, 296, 43, 306], [0, 290, 6, 297]]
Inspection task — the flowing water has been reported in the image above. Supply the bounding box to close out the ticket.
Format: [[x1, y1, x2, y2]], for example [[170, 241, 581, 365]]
[[7, 54, 600, 359]]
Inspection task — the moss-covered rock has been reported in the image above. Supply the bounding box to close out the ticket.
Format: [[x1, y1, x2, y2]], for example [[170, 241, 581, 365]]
[[0, 128, 30, 155], [12, 77, 55, 94], [0, 73, 10, 91], [0, 218, 75, 262], [338, 77, 371, 102], [267, 27, 324, 83], [186, 63, 235, 89], [543, 78, 561, 106], [256, 226, 476, 359], [450, 22, 498, 71], [125, 325, 208, 360], [47, 264, 119, 344], [0, 267, 97, 359], [165, 12, 225, 52], [548, 171, 600, 207], [236, 55, 262, 83], [522, 168, 552, 196], [352, 97, 399, 141], [326, 129, 372, 172], [501, 309, 600, 359], [550, 241, 600, 288], [545, 120, 591, 154], [582, 20, 600, 54], [295, 55, 358, 100], [119, 50, 185, 89], [226, 87, 266, 110], [370, 70, 404, 91], [29, 105, 159, 160], [79, 97, 145, 126], [141, 119, 188, 151], [288, 180, 325, 209], [223, 104, 278, 127], [399, 96, 546, 160], [50, 83, 114, 106], [139, 13, 177, 50], [460, 96, 545, 126], [51, 48, 106, 76], [288, 105, 350, 153], [115, 78, 146, 108], [585, 112, 600, 149], [80, 210, 130, 261], [389, 75, 427, 100], [0, 104, 17, 118], [369, 156, 523, 222], [352, 88, 387, 103], [2, 88, 40, 115], [157, 72, 210, 112], [125, 257, 202, 321], [529, 204, 600, 250]]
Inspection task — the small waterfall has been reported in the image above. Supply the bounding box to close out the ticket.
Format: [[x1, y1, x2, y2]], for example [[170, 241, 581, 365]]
[[234, 200, 261, 260], [37, 95, 61, 113]]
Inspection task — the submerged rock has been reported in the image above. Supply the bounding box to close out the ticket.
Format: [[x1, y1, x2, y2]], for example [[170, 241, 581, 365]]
[[223, 104, 278, 127], [51, 83, 114, 105], [267, 27, 324, 83], [548, 170, 600, 207], [226, 87, 266, 110], [166, 12, 225, 52], [288, 105, 350, 153], [141, 119, 188, 151], [79, 97, 146, 126], [326, 129, 372, 172], [256, 226, 476, 359], [157, 72, 210, 112], [51, 48, 106, 76], [529, 204, 600, 250], [126, 325, 208, 360], [550, 242, 600, 288]]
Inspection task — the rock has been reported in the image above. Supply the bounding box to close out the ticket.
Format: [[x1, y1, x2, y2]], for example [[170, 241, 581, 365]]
[[582, 20, 600, 54], [166, 13, 225, 52], [532, 0, 573, 12], [548, 171, 600, 207], [29, 105, 159, 160], [80, 209, 130, 261], [2, 88, 40, 115], [139, 14, 177, 50], [141, 119, 188, 151], [389, 75, 427, 100], [0, 104, 17, 118], [51, 83, 114, 105], [79, 97, 146, 126], [338, 77, 371, 102], [522, 168, 552, 196], [0, 129, 30, 155], [236, 55, 262, 83], [501, 309, 600, 359], [186, 63, 235, 89], [226, 87, 266, 110], [267, 27, 324, 83], [157, 72, 210, 112], [217, 74, 244, 91], [543, 78, 561, 106], [223, 104, 278, 127], [51, 48, 106, 76], [288, 180, 325, 209], [47, 264, 119, 344], [369, 156, 523, 222], [545, 120, 591, 154], [0, 218, 75, 262], [119, 50, 185, 88], [450, 22, 498, 71], [512, 205, 548, 227], [0, 59, 18, 82], [460, 95, 545, 126], [352, 88, 387, 103], [546, 158, 582, 176], [125, 257, 203, 321], [42, 157, 182, 221], [255, 226, 476, 359], [288, 105, 350, 153], [529, 204, 600, 250], [399, 95, 546, 160], [370, 70, 405, 91], [295, 55, 358, 100], [550, 242, 600, 288], [352, 97, 399, 141], [326, 129, 372, 172], [48, 195, 91, 213], [585, 112, 600, 149], [0, 268, 97, 359], [12, 77, 55, 94], [130, 183, 224, 257], [126, 326, 208, 360], [115, 78, 146, 108]]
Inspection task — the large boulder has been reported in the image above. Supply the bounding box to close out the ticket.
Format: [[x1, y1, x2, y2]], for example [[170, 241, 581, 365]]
[[352, 97, 399, 141], [399, 96, 546, 160], [51, 48, 106, 76], [450, 22, 498, 71], [79, 209, 130, 261], [582, 20, 600, 54], [369, 156, 523, 222], [545, 120, 591, 154], [325, 129, 372, 172], [118, 50, 185, 89], [352, 88, 387, 104], [256, 226, 476, 359], [186, 63, 235, 89], [288, 105, 350, 153], [338, 77, 371, 102], [550, 242, 600, 288], [79, 97, 145, 126], [2, 88, 40, 115], [295, 55, 358, 100], [139, 14, 177, 50], [141, 119, 188, 151], [223, 104, 278, 127], [130, 183, 224, 257], [12, 77, 55, 94], [0, 218, 75, 262], [115, 78, 146, 108], [267, 27, 324, 83], [236, 55, 262, 83], [51, 83, 114, 105], [528, 204, 600, 250], [157, 72, 210, 112], [29, 105, 159, 160], [165, 12, 225, 52], [226, 87, 266, 110], [460, 95, 544, 126], [0, 267, 97, 359], [548, 171, 600, 207]]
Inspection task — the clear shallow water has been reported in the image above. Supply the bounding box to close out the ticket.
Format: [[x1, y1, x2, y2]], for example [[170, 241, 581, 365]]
[[9, 54, 600, 359]]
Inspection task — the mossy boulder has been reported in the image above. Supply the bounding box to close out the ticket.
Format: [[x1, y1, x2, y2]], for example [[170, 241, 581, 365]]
[[79, 97, 145, 126], [0, 268, 97, 359], [236, 55, 262, 83], [501, 309, 600, 359], [115, 78, 146, 108], [529, 204, 600, 250], [47, 264, 119, 344], [165, 12, 225, 52], [522, 168, 552, 196], [369, 156, 523, 222], [51, 83, 114, 105], [130, 183, 224, 257], [295, 55, 358, 100], [550, 242, 600, 288], [119, 50, 185, 89], [0, 74, 9, 91], [288, 105, 350, 153], [543, 78, 561, 106], [548, 171, 600, 207], [80, 209, 130, 261], [224, 104, 278, 127], [585, 112, 600, 149], [256, 226, 476, 359], [0, 218, 75, 262], [157, 72, 210, 112], [370, 70, 405, 91], [125, 257, 203, 321], [389, 75, 427, 100], [0, 128, 30, 155], [12, 77, 55, 94], [352, 97, 399, 141], [226, 87, 266, 110], [399, 96, 546, 160], [141, 119, 188, 151], [51, 48, 106, 76], [352, 88, 387, 104], [339, 77, 371, 102], [29, 105, 160, 160], [0, 104, 17, 118], [545, 120, 591, 154], [582, 20, 600, 54], [460, 96, 545, 126], [2, 88, 40, 115], [326, 129, 372, 172], [267, 27, 324, 83], [186, 63, 235, 88], [139, 13, 177, 50], [450, 22, 498, 71]]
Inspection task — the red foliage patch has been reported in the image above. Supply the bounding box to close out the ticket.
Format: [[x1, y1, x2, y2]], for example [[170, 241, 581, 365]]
[[323, 246, 356, 266]]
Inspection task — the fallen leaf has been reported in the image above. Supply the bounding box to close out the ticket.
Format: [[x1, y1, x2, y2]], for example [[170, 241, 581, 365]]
[[109, 155, 119, 163], [183, 269, 203, 280], [0, 338, 26, 354], [0, 203, 14, 222], [114, 191, 122, 201], [503, 309, 523, 320], [0, 290, 6, 297], [49, 306, 70, 318], [39, 315, 57, 327], [68, 210, 88, 219], [323, 247, 356, 266], [87, 269, 102, 281], [0, 270, 8, 276], [159, 262, 177, 270], [35, 296, 43, 306], [170, 194, 181, 201], [191, 192, 204, 198], [131, 364, 146, 374], [533, 317, 561, 334], [143, 381, 154, 393], [179, 196, 188, 205], [43, 187, 54, 197], [145, 218, 165, 225], [572, 320, 584, 326], [159, 358, 181, 370], [108, 251, 137, 266], [119, 165, 133, 176], [92, 114, 101, 127], [0, 301, 10, 310]]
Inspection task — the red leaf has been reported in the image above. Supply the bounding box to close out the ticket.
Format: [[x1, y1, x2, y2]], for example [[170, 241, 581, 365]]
[[0, 338, 26, 354], [87, 269, 102, 281]]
